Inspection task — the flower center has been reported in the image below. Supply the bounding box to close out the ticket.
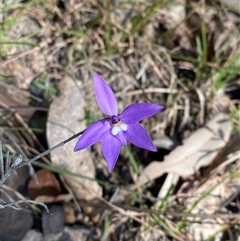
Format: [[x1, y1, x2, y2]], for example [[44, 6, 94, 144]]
[[111, 115, 121, 126], [110, 115, 127, 136]]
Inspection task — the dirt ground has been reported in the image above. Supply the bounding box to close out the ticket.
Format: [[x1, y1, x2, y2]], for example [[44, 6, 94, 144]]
[[1, 0, 240, 240]]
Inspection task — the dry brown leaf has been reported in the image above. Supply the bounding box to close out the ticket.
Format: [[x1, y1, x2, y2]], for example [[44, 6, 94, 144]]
[[47, 75, 102, 218], [134, 113, 231, 189], [187, 157, 240, 240]]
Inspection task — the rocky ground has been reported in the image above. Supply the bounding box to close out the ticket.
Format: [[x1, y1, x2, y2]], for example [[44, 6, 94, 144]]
[[0, 0, 240, 240]]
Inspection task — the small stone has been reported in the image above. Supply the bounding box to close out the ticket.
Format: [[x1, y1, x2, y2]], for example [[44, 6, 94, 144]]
[[0, 200, 33, 241], [28, 169, 61, 200], [21, 229, 43, 241], [42, 205, 64, 236]]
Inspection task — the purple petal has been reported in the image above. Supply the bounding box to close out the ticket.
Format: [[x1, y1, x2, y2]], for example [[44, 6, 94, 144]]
[[126, 123, 157, 151], [102, 135, 121, 172], [74, 120, 110, 151], [93, 73, 118, 116], [115, 131, 127, 146], [120, 103, 164, 124]]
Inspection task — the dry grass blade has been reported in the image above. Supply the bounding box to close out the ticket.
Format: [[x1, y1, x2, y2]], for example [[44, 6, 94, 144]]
[[0, 198, 50, 214], [0, 47, 39, 67]]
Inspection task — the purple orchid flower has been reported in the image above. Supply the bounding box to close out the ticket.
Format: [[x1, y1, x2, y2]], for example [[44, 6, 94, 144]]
[[74, 73, 164, 172]]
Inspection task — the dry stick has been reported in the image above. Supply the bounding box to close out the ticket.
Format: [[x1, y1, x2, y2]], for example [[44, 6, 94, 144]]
[[0, 47, 39, 67], [0, 199, 50, 214], [0, 130, 4, 183]]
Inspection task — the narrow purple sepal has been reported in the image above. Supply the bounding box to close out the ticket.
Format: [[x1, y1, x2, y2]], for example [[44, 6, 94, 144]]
[[93, 73, 118, 116], [102, 135, 121, 172], [126, 123, 157, 151], [74, 120, 110, 151], [120, 103, 164, 124]]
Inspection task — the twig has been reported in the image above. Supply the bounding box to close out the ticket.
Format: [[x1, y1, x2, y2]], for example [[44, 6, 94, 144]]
[[115, 87, 178, 97], [0, 129, 3, 183], [0, 199, 50, 214], [0, 47, 39, 67], [196, 88, 205, 125]]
